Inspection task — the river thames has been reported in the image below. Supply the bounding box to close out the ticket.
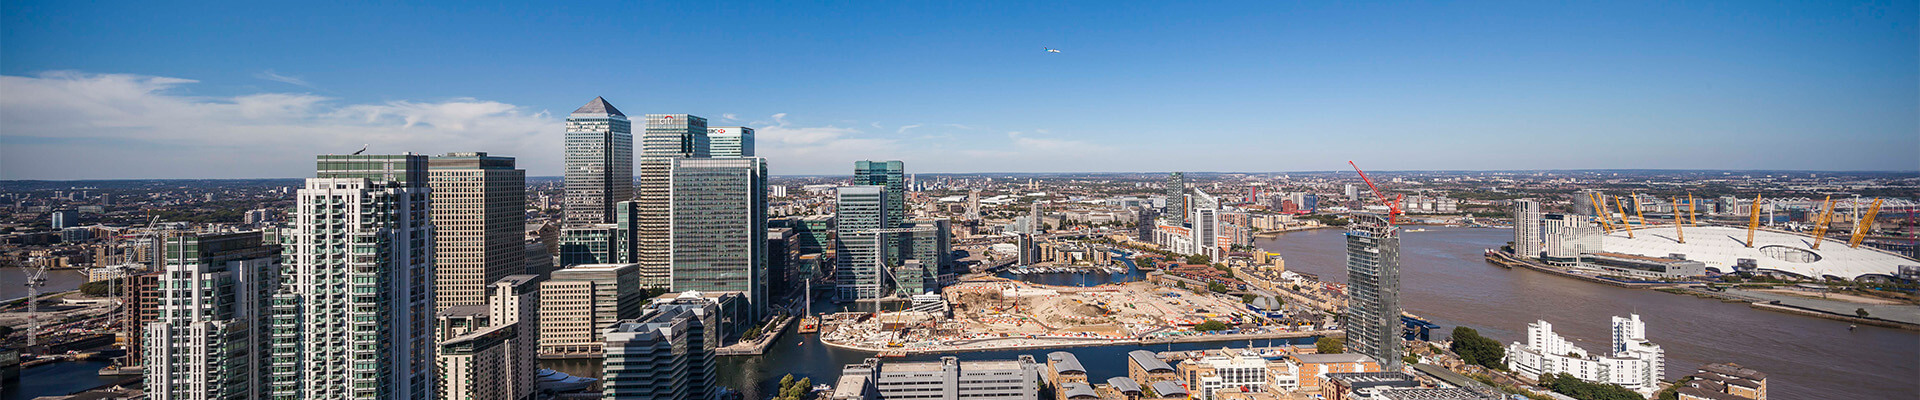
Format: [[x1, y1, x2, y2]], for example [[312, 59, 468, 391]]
[[1252, 226, 1917, 400], [557, 226, 1914, 399]]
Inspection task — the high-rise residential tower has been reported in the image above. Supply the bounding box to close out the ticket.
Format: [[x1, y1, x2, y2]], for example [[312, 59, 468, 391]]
[[637, 114, 709, 288], [1512, 199, 1542, 259], [429, 152, 526, 310], [270, 154, 435, 400], [669, 157, 769, 315], [1344, 213, 1403, 371], [143, 232, 281, 400], [1165, 172, 1187, 227], [564, 97, 633, 226], [835, 185, 891, 301], [706, 126, 754, 157]]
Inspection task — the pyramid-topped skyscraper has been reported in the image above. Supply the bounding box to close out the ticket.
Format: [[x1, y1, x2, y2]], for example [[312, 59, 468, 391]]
[[564, 96, 633, 225]]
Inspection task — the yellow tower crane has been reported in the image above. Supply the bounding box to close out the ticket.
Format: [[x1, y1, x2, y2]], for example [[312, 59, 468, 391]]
[[1672, 196, 1686, 244], [1615, 195, 1635, 238], [1591, 192, 1614, 234], [1744, 194, 1762, 248], [1811, 196, 1835, 250], [1849, 198, 1883, 248]]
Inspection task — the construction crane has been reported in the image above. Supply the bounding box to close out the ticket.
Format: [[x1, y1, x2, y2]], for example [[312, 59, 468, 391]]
[[855, 226, 939, 314], [1745, 194, 1762, 248], [1347, 161, 1402, 224], [1811, 196, 1835, 250], [1590, 192, 1614, 234], [1671, 196, 1686, 244], [1615, 195, 1636, 239], [20, 262, 48, 348], [1848, 198, 1883, 248]]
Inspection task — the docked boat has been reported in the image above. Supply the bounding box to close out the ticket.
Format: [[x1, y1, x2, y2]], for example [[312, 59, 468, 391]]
[[535, 368, 597, 393]]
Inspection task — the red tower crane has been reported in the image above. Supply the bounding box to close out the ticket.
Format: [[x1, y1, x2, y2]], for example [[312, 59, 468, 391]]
[[1348, 161, 1403, 224]]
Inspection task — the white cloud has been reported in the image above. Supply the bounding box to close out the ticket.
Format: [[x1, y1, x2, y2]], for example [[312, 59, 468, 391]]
[[0, 71, 558, 179], [253, 70, 313, 88], [896, 124, 923, 134]]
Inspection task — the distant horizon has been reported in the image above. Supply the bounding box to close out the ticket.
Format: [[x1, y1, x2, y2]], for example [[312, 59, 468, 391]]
[[2, 167, 1916, 183]]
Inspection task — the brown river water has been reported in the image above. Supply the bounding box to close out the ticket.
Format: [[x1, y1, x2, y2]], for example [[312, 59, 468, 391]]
[[1254, 226, 1917, 400]]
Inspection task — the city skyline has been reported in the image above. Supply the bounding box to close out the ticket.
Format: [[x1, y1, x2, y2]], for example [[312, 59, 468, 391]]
[[3, 1, 1915, 180]]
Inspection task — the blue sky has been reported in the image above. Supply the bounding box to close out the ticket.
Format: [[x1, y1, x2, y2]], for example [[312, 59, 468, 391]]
[[2, 1, 1914, 179]]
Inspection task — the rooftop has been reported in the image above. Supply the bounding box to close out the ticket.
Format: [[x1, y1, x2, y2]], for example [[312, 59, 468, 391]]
[[571, 96, 625, 117], [1048, 351, 1086, 374], [1291, 353, 1377, 364], [1128, 349, 1174, 372]]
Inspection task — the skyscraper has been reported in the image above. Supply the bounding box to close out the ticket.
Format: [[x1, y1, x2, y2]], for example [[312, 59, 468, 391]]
[[637, 114, 709, 288], [271, 154, 435, 399], [1344, 213, 1402, 371], [144, 232, 280, 400], [854, 160, 907, 263], [835, 185, 891, 301], [706, 126, 754, 157], [1165, 172, 1186, 227], [669, 157, 769, 315], [1512, 199, 1542, 259], [429, 152, 526, 310], [564, 97, 633, 226]]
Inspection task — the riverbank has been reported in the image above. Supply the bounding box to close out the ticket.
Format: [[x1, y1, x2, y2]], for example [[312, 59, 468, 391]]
[[1254, 226, 1917, 400], [1486, 249, 1920, 330]]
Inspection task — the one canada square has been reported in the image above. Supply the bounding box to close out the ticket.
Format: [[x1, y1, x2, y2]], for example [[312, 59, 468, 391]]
[[564, 97, 633, 225]]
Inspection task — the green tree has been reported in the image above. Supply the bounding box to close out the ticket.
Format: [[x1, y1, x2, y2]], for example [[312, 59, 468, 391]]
[[1185, 254, 1212, 265], [1193, 320, 1230, 331], [1449, 326, 1506, 370], [1241, 294, 1257, 303], [1856, 308, 1870, 318], [1537, 373, 1643, 400], [79, 278, 123, 297], [1208, 282, 1228, 293], [1316, 336, 1344, 354]]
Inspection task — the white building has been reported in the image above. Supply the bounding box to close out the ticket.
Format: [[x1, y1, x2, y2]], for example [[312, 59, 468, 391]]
[[1512, 200, 1542, 258], [1506, 314, 1665, 397], [1542, 213, 1600, 265], [1179, 351, 1272, 400], [143, 232, 280, 400], [269, 154, 436, 400]]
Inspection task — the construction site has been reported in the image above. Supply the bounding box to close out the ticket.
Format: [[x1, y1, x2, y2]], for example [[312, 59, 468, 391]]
[[815, 277, 1335, 355]]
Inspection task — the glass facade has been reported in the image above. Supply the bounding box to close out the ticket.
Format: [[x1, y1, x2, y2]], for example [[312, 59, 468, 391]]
[[1344, 213, 1403, 371], [563, 98, 632, 225], [669, 157, 768, 314]]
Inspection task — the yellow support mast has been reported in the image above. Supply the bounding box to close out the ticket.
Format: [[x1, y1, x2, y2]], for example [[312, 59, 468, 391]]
[[1849, 198, 1883, 248], [1745, 194, 1762, 247], [1615, 195, 1635, 238], [1591, 193, 1614, 234], [1811, 196, 1835, 250], [1632, 193, 1649, 228], [1688, 193, 1698, 225], [1672, 196, 1686, 244]]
